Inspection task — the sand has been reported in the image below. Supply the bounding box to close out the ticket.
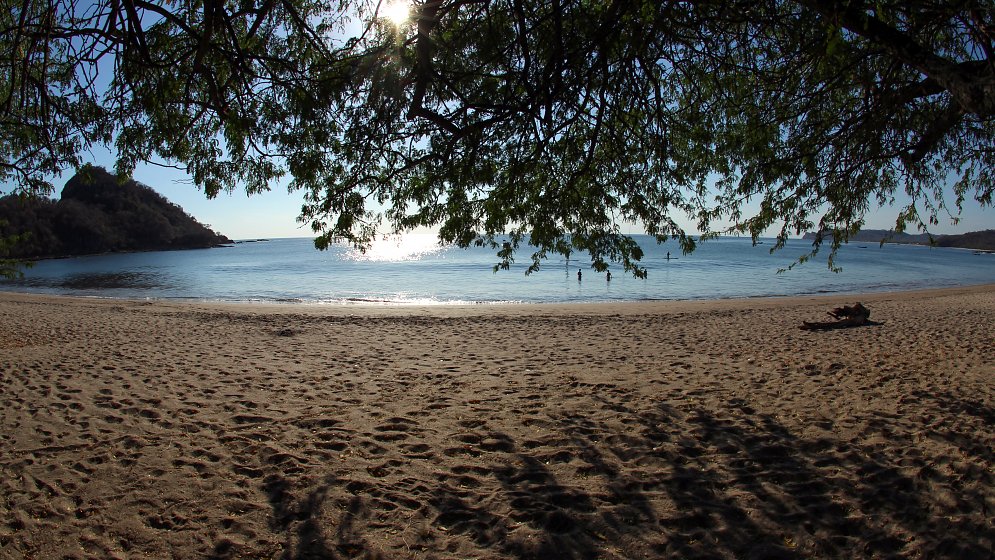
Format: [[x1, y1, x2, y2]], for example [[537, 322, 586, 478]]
[[1, 286, 993, 559]]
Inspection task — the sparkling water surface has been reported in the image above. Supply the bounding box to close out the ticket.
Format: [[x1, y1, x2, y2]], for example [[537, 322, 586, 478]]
[[3, 235, 993, 304]]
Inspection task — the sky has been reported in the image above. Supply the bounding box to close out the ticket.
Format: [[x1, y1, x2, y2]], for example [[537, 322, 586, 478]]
[[98, 141, 995, 241], [127, 162, 310, 241], [13, 148, 992, 242], [4, 2, 991, 242]]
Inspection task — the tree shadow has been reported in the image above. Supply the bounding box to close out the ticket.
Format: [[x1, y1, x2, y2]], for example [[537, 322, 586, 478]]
[[242, 390, 994, 559]]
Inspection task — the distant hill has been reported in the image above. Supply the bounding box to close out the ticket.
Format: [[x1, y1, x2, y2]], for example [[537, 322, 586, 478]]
[[802, 228, 995, 251], [0, 165, 231, 258], [935, 230, 995, 251]]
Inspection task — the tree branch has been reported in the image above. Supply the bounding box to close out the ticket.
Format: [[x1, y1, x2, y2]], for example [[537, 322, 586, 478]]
[[407, 0, 459, 133], [794, 0, 995, 117]]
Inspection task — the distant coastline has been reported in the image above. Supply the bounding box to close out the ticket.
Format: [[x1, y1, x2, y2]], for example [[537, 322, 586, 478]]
[[802, 228, 995, 252]]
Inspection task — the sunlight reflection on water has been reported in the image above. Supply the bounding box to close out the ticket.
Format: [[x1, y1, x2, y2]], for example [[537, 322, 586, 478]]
[[342, 234, 447, 263]]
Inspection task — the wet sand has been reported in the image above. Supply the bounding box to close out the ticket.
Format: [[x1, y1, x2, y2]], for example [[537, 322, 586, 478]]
[[1, 286, 993, 559]]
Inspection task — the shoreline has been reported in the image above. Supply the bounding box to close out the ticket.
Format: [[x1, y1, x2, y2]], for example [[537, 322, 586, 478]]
[[2, 284, 993, 558], [3, 281, 995, 315]]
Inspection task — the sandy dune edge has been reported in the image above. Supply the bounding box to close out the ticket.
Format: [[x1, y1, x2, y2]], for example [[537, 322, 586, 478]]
[[1, 287, 993, 559]]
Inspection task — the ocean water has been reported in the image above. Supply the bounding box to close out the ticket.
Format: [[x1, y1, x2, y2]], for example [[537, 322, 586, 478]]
[[2, 235, 993, 304]]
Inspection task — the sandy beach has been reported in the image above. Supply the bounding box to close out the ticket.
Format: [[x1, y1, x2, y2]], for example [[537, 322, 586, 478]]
[[1, 286, 993, 559]]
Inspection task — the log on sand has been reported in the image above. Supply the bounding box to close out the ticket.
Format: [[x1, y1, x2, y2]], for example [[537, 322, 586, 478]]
[[800, 302, 883, 330]]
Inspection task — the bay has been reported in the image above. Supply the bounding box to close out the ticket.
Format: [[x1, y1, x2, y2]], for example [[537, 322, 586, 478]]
[[2, 235, 993, 304]]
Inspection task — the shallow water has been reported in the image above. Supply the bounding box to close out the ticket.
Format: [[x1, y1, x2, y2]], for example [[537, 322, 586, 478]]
[[3, 235, 993, 304]]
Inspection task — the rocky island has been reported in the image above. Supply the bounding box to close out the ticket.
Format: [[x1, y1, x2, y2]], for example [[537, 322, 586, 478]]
[[0, 165, 231, 259]]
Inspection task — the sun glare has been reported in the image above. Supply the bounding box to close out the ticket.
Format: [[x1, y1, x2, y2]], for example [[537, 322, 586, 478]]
[[346, 234, 443, 262], [381, 0, 411, 27]]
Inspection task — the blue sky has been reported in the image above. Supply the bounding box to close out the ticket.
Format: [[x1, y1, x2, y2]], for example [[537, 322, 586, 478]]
[[10, 149, 992, 241], [5, 4, 990, 242], [121, 158, 992, 241], [128, 162, 310, 240]]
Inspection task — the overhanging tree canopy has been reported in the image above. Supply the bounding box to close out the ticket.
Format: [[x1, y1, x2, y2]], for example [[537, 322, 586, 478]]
[[2, 0, 993, 275]]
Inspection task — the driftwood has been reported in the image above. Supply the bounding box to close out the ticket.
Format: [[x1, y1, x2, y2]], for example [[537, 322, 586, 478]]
[[800, 302, 882, 330]]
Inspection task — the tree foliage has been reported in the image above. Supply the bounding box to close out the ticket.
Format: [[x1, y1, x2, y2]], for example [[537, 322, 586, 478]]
[[2, 0, 993, 275], [0, 221, 30, 279]]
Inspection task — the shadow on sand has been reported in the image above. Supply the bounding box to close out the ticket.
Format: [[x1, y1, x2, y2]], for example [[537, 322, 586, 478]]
[[237, 389, 993, 560]]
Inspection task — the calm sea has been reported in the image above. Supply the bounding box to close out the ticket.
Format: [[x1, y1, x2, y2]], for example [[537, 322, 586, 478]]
[[2, 235, 993, 304]]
